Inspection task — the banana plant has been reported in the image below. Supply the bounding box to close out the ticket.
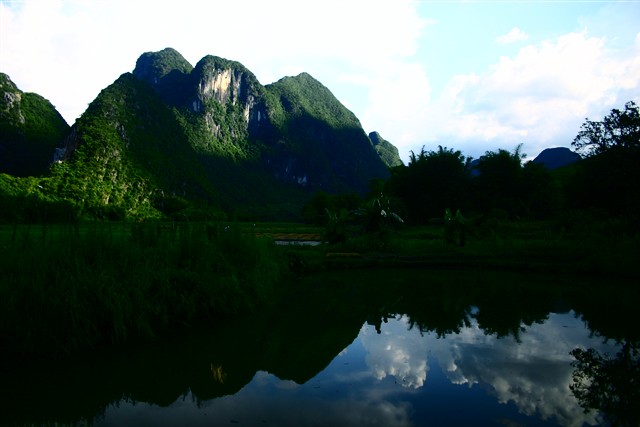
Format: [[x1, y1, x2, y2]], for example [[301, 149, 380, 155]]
[[444, 208, 468, 246], [324, 207, 350, 244]]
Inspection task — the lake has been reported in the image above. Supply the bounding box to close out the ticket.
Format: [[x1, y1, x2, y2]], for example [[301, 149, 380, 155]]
[[2, 269, 637, 427]]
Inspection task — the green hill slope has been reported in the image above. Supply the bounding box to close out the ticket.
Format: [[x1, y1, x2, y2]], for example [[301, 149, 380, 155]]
[[1, 49, 394, 220], [369, 131, 403, 168], [264, 73, 390, 194], [49, 73, 220, 219], [0, 73, 69, 177]]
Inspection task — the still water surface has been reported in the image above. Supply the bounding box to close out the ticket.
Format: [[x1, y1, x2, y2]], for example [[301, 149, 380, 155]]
[[97, 312, 615, 427], [3, 269, 637, 427]]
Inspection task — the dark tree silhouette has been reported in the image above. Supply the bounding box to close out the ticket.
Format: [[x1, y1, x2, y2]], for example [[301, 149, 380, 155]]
[[572, 101, 640, 157], [568, 101, 640, 216], [520, 160, 561, 219], [387, 146, 472, 223], [474, 145, 526, 218], [570, 342, 640, 427]]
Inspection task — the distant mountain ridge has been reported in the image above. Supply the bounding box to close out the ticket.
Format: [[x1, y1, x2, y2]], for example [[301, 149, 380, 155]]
[[531, 147, 581, 170], [5, 49, 582, 221], [0, 49, 394, 219]]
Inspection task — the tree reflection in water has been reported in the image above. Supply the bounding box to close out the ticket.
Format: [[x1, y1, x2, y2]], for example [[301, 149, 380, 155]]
[[3, 269, 637, 427], [570, 342, 640, 427]]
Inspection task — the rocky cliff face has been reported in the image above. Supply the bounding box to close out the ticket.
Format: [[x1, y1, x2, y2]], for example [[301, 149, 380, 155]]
[[190, 56, 270, 139], [131, 48, 389, 195], [1, 75, 25, 126], [133, 50, 273, 153], [48, 72, 223, 218], [1, 49, 394, 219]]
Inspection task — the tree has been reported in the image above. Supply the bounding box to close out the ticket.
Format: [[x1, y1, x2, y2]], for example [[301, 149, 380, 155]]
[[474, 145, 526, 218], [568, 101, 640, 216], [572, 101, 640, 157], [301, 191, 360, 225], [387, 146, 472, 223], [520, 161, 561, 219], [570, 342, 640, 427]]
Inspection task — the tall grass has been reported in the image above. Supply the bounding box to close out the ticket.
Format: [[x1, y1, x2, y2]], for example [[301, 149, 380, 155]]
[[318, 216, 640, 278], [0, 222, 287, 357]]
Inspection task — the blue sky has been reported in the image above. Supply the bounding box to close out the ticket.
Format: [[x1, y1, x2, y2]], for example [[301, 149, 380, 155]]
[[1, 0, 639, 162]]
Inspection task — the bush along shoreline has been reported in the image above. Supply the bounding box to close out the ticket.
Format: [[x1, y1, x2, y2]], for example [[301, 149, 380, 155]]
[[0, 222, 287, 358], [3, 213, 638, 358]]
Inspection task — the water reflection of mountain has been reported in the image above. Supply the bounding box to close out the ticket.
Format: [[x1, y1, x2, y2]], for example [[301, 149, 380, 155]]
[[2, 269, 636, 426]]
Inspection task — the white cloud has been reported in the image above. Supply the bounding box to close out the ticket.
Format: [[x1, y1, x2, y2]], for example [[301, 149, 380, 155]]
[[360, 62, 433, 154], [0, 0, 428, 126], [361, 316, 430, 389], [2, 1, 639, 163], [360, 312, 615, 427], [497, 27, 529, 44], [428, 312, 612, 427], [421, 30, 640, 159]]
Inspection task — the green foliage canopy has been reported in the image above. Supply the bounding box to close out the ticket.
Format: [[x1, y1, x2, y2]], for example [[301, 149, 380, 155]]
[[572, 101, 640, 157], [568, 100, 640, 216], [387, 146, 472, 222]]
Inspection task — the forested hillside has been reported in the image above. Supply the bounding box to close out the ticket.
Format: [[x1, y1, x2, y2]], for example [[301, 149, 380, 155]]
[[0, 48, 393, 221], [0, 73, 69, 177]]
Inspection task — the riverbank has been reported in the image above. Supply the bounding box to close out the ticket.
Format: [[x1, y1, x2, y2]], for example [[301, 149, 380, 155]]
[[0, 222, 288, 357], [287, 219, 640, 279], [1, 219, 637, 358]]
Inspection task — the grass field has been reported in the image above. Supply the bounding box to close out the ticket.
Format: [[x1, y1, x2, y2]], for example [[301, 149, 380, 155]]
[[1, 217, 637, 357], [0, 221, 289, 357]]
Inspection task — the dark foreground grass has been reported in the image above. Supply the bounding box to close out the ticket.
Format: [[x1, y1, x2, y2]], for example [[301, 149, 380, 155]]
[[3, 217, 637, 357], [0, 222, 287, 357]]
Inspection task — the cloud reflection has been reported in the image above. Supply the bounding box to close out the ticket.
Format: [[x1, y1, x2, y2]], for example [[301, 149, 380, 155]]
[[95, 310, 619, 427], [360, 312, 616, 427], [362, 318, 430, 389]]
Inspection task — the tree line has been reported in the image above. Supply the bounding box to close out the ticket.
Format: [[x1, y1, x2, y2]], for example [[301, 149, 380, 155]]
[[304, 100, 640, 229]]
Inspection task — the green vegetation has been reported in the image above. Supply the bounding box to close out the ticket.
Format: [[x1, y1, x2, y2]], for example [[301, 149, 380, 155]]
[[0, 173, 79, 223], [3, 266, 636, 427], [185, 55, 263, 156], [369, 131, 403, 168], [0, 73, 70, 177], [266, 73, 361, 129], [263, 72, 389, 194], [2, 57, 638, 368], [2, 51, 391, 221], [385, 143, 560, 223], [571, 343, 640, 427], [289, 212, 639, 279], [134, 47, 193, 81], [568, 101, 640, 216], [292, 100, 639, 277], [0, 222, 287, 357], [387, 145, 472, 222], [384, 102, 638, 225], [44, 73, 222, 220]]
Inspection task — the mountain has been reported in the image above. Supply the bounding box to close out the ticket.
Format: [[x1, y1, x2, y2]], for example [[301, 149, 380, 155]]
[[263, 73, 390, 194], [369, 131, 403, 168], [0, 73, 70, 177], [1, 48, 393, 220], [49, 72, 222, 219], [132, 50, 392, 194], [531, 147, 581, 170]]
